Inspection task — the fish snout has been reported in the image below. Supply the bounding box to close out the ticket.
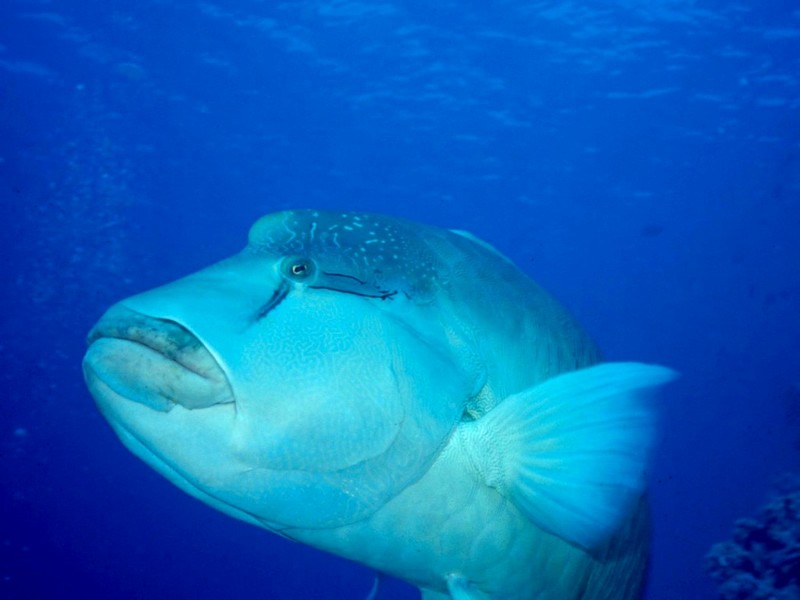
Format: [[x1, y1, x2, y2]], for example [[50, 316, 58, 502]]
[[83, 305, 234, 412]]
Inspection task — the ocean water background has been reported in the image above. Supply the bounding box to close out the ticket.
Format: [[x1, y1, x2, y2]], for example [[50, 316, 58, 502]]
[[1, 1, 798, 598]]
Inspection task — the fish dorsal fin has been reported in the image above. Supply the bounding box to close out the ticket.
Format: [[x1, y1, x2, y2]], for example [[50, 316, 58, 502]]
[[449, 229, 514, 264], [461, 362, 677, 550]]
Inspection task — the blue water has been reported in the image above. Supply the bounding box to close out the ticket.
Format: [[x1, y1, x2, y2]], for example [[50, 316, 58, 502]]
[[1, 1, 798, 598]]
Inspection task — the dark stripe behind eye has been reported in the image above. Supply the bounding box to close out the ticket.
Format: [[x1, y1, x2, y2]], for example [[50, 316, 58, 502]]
[[321, 271, 368, 284], [254, 282, 290, 321], [308, 285, 397, 300]]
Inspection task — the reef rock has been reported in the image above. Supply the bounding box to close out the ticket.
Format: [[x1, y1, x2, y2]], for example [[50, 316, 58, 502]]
[[705, 474, 800, 599]]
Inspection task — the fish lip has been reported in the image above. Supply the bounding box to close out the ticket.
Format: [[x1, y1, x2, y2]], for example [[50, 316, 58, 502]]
[[86, 306, 235, 410], [88, 315, 206, 379]]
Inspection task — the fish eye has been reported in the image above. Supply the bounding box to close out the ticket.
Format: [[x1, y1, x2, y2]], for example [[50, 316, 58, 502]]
[[282, 256, 316, 281], [291, 263, 311, 277]]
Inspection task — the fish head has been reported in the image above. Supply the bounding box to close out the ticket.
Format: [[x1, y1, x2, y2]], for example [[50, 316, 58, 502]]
[[83, 210, 475, 532]]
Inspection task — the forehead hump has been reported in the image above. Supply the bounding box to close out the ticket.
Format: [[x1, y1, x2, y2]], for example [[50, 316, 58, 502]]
[[249, 211, 392, 252], [248, 210, 440, 295]]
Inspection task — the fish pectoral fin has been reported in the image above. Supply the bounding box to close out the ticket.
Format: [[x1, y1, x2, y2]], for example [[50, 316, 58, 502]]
[[365, 574, 380, 600], [462, 362, 677, 550]]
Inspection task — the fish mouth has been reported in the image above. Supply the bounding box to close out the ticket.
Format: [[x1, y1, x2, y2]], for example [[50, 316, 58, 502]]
[[83, 306, 235, 413]]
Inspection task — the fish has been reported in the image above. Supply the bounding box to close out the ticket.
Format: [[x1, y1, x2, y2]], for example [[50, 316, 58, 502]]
[[83, 210, 676, 599]]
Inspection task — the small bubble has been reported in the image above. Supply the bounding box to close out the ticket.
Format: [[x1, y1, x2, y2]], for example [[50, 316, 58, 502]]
[[13, 428, 28, 438]]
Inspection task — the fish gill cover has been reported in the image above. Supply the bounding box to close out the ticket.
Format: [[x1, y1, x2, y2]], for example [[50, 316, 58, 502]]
[[0, 1, 799, 599]]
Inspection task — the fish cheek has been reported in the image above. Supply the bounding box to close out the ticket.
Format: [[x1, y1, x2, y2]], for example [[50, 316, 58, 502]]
[[228, 296, 408, 474], [215, 291, 473, 528]]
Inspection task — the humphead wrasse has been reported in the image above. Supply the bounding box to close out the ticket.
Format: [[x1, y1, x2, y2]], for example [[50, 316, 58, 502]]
[[83, 210, 675, 599]]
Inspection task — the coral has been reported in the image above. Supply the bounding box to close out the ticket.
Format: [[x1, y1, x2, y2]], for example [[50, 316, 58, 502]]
[[705, 474, 800, 599]]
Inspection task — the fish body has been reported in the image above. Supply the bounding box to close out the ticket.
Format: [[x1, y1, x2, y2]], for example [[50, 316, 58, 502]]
[[83, 210, 674, 599]]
